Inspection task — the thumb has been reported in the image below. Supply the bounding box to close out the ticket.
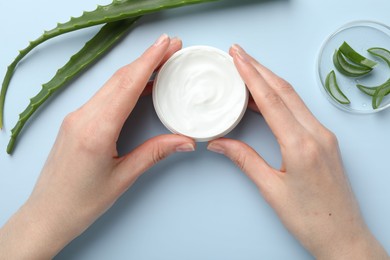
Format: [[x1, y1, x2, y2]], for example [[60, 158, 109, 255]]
[[207, 138, 276, 190], [114, 134, 195, 187]]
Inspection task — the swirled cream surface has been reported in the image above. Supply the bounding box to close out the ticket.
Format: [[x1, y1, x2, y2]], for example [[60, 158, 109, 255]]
[[153, 46, 248, 141]]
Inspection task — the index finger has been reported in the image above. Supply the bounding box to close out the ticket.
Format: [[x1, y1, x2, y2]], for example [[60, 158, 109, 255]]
[[233, 46, 324, 134], [82, 34, 172, 136], [231, 45, 305, 145]]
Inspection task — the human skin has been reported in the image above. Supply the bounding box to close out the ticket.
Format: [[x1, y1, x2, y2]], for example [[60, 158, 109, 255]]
[[0, 34, 196, 260], [207, 44, 389, 260], [0, 36, 388, 260]]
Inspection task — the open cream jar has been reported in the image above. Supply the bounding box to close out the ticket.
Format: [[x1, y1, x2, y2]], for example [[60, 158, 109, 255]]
[[153, 46, 248, 141]]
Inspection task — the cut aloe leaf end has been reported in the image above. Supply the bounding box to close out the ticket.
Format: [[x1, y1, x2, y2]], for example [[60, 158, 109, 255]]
[[333, 49, 372, 77], [325, 70, 350, 105], [339, 41, 377, 68], [368, 47, 390, 67], [356, 84, 379, 97], [356, 78, 390, 97], [372, 80, 390, 109]]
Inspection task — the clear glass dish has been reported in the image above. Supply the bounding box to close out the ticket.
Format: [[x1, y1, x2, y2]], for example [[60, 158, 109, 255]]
[[317, 20, 390, 113]]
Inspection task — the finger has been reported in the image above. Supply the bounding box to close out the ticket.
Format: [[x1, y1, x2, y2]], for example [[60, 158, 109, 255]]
[[230, 44, 304, 145], [141, 81, 153, 97], [113, 134, 195, 188], [230, 45, 323, 133], [142, 37, 183, 97], [84, 34, 171, 135], [158, 37, 182, 70], [248, 95, 260, 114], [207, 138, 279, 192]]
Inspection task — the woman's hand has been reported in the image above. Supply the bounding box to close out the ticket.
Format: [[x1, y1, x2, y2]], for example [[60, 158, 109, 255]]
[[0, 35, 195, 260], [208, 45, 389, 259]]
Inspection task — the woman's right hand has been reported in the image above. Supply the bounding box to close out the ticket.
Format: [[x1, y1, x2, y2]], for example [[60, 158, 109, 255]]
[[0, 35, 196, 260], [208, 44, 389, 259]]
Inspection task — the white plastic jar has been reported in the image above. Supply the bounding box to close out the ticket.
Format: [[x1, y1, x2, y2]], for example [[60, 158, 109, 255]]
[[153, 46, 248, 141]]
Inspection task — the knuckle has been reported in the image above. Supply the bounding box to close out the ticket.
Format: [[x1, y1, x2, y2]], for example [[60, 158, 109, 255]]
[[233, 151, 248, 172], [300, 141, 322, 166], [61, 111, 80, 134], [287, 129, 340, 167], [152, 144, 167, 165], [289, 134, 322, 163], [264, 90, 284, 107], [274, 76, 291, 89], [303, 138, 322, 157], [276, 79, 295, 95], [302, 136, 336, 166], [322, 130, 338, 147], [61, 111, 105, 154], [113, 66, 136, 90]]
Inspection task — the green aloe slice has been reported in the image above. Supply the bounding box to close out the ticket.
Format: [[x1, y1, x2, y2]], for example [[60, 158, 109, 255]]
[[6, 18, 138, 154], [333, 49, 372, 77], [372, 80, 390, 109], [356, 84, 380, 96], [339, 41, 377, 68], [368, 47, 390, 67], [325, 70, 350, 104], [356, 78, 390, 97]]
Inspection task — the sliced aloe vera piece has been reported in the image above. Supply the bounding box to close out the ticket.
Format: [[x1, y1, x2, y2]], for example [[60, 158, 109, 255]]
[[339, 42, 377, 68], [368, 47, 390, 67], [372, 80, 390, 109], [333, 50, 372, 77], [356, 78, 390, 97], [325, 70, 350, 104], [356, 84, 379, 96]]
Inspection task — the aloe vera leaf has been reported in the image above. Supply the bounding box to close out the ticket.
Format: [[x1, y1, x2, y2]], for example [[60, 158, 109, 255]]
[[333, 49, 372, 77], [0, 0, 220, 129], [6, 18, 138, 154], [339, 41, 377, 68]]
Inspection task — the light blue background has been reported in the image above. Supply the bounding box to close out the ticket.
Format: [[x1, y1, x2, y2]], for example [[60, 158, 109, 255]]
[[1, 0, 390, 259]]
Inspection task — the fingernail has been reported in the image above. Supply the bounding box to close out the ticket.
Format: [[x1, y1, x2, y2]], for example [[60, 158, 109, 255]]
[[154, 33, 169, 46], [170, 36, 181, 43], [207, 143, 225, 155], [176, 143, 195, 153], [232, 44, 249, 63]]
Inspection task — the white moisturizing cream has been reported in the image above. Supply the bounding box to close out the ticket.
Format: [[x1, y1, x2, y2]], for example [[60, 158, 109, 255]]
[[153, 46, 248, 141]]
